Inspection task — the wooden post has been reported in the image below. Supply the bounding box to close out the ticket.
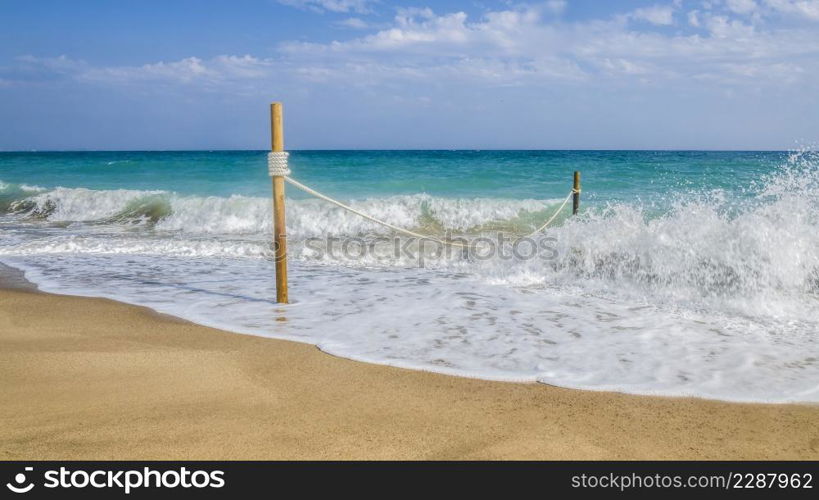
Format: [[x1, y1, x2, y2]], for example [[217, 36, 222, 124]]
[[572, 171, 581, 216], [271, 102, 288, 303]]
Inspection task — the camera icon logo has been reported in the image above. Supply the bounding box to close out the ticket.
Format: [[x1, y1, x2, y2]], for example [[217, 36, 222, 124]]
[[6, 467, 35, 494]]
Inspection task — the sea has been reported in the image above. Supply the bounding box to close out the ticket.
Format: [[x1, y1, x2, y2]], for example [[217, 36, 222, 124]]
[[1, 150, 817, 403]]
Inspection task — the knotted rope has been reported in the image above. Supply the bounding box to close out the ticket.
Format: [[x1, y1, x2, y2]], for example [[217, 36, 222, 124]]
[[268, 151, 576, 246], [267, 152, 291, 176]]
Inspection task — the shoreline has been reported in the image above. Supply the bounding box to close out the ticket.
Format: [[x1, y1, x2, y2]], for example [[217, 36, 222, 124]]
[[7, 263, 813, 407], [2, 269, 818, 459]]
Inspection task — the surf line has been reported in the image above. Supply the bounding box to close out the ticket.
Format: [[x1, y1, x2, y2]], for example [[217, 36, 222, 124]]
[[266, 102, 581, 304]]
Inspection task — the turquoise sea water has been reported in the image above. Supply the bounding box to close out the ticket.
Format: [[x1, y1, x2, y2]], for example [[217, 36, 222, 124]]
[[1, 150, 817, 402], [0, 150, 786, 201]]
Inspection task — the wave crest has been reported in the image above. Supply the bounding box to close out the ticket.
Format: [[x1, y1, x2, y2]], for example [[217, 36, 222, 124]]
[[2, 181, 564, 237]]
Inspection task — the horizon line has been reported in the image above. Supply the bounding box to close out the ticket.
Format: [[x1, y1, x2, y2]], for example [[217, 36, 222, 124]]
[[0, 148, 799, 153]]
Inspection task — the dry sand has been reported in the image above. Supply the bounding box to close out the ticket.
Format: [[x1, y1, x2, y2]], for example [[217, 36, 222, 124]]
[[1, 280, 818, 460]]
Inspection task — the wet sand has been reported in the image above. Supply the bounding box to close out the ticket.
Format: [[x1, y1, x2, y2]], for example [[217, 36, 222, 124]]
[[1, 276, 818, 459]]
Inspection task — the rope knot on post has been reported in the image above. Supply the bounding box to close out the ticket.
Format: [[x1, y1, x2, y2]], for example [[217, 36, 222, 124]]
[[267, 151, 291, 177]]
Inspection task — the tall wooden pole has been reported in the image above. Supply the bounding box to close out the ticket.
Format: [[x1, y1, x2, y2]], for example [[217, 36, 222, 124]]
[[271, 102, 288, 303], [572, 171, 581, 216]]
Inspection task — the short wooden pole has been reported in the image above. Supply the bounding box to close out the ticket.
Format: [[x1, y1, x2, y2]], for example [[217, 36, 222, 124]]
[[572, 171, 581, 215], [271, 102, 288, 303]]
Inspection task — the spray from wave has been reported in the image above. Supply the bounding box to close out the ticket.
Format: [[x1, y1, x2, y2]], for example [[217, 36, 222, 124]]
[[541, 150, 819, 321]]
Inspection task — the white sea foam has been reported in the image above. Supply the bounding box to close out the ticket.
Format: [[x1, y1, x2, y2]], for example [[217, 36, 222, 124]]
[[0, 181, 45, 193], [1, 235, 271, 258], [11, 186, 166, 221], [0, 152, 817, 403], [4, 182, 559, 236]]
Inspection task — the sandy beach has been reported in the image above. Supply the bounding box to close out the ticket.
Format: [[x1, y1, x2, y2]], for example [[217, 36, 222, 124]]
[[1, 271, 817, 460]]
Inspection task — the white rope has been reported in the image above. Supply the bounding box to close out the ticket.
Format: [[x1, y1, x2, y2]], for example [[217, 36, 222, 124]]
[[285, 176, 470, 247], [268, 151, 291, 176], [284, 175, 577, 247], [526, 189, 577, 237]]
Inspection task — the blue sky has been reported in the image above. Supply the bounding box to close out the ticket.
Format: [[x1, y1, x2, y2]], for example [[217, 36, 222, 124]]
[[1, 0, 818, 150]]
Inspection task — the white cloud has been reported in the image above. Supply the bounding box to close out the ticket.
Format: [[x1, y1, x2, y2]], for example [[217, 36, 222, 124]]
[[336, 17, 369, 29], [284, 6, 549, 57], [278, 0, 375, 14], [1, 55, 89, 84], [6, 2, 819, 150], [630, 5, 675, 25], [3, 55, 278, 91], [704, 14, 756, 36], [545, 0, 567, 14], [726, 0, 758, 14], [764, 0, 819, 19], [15, 54, 86, 73], [599, 57, 652, 75], [6, 3, 819, 93], [276, 4, 819, 87]]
